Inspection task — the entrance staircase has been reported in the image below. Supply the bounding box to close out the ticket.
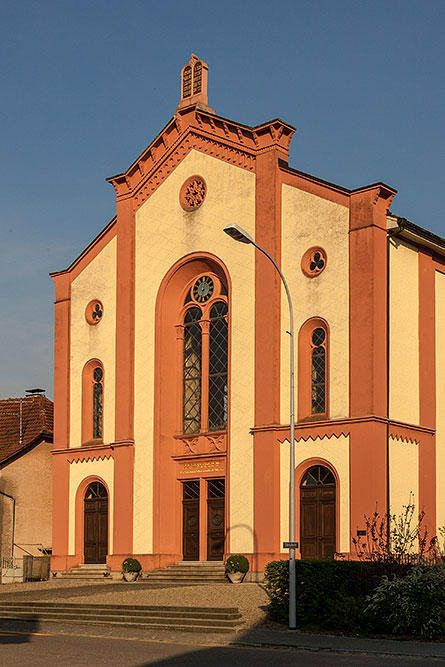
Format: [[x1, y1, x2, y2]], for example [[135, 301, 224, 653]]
[[0, 601, 243, 633], [144, 561, 227, 586], [57, 563, 111, 581]]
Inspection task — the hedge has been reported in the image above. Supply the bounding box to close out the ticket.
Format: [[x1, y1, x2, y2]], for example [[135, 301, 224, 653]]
[[264, 559, 411, 632]]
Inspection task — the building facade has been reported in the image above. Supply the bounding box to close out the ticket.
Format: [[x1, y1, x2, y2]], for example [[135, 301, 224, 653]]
[[0, 394, 53, 561], [51, 56, 444, 574]]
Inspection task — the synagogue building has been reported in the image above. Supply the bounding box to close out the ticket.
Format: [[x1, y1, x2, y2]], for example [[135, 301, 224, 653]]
[[50, 55, 444, 575]]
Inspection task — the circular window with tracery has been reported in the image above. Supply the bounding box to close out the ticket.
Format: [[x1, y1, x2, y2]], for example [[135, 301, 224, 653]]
[[85, 299, 104, 325], [180, 175, 207, 211], [192, 275, 214, 303], [301, 247, 327, 277]]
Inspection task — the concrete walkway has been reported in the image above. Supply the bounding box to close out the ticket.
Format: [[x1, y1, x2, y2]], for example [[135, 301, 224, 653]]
[[1, 579, 445, 659]]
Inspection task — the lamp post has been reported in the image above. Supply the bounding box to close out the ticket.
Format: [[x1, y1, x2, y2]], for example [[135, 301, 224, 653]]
[[223, 223, 296, 630]]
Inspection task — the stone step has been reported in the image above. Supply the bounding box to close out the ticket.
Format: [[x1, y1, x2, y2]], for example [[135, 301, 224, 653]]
[[0, 602, 243, 633], [175, 561, 224, 566], [165, 566, 225, 572], [0, 602, 239, 614], [58, 574, 111, 580], [145, 570, 226, 581]]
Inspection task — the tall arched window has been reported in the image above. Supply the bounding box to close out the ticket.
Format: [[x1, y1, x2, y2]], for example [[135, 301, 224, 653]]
[[311, 327, 326, 415], [209, 302, 228, 431], [298, 318, 329, 420], [181, 274, 229, 434], [82, 360, 104, 443], [183, 307, 202, 434], [92, 366, 104, 439], [182, 65, 192, 98]]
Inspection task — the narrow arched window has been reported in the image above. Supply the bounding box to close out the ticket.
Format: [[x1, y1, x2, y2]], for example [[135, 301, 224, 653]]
[[182, 65, 192, 98], [311, 328, 326, 415], [208, 302, 228, 431], [193, 61, 202, 95], [183, 307, 202, 434], [93, 366, 104, 439], [298, 318, 329, 420], [82, 360, 104, 444]]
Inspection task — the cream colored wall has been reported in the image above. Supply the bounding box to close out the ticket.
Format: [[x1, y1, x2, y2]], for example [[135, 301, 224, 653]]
[[134, 150, 256, 554], [436, 271, 445, 528], [70, 238, 117, 447], [1, 442, 53, 556], [389, 239, 419, 424], [68, 456, 114, 555], [281, 186, 349, 423], [388, 436, 418, 519], [280, 435, 350, 553]]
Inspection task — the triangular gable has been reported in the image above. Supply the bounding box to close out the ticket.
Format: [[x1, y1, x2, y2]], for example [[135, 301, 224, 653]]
[[106, 105, 295, 212]]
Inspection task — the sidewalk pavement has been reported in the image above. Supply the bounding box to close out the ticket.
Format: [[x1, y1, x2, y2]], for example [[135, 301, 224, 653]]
[[1, 579, 445, 659]]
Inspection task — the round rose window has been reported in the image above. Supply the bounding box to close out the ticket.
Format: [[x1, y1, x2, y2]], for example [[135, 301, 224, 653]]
[[180, 175, 207, 211], [301, 247, 327, 277], [85, 299, 104, 325]]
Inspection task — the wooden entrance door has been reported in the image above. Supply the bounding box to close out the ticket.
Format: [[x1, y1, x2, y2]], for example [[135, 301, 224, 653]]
[[300, 466, 336, 559], [84, 481, 108, 563], [207, 479, 225, 560], [183, 481, 200, 561]]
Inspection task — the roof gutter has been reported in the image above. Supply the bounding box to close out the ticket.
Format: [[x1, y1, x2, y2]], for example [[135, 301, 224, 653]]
[[387, 215, 445, 258]]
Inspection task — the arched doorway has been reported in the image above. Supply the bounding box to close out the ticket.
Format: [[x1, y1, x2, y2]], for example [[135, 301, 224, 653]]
[[300, 465, 336, 559], [84, 481, 108, 563]]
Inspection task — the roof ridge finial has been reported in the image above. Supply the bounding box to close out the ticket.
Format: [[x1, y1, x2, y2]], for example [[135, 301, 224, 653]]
[[177, 54, 214, 114]]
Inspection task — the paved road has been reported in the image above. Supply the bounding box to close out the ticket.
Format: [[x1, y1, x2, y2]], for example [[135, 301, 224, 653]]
[[0, 628, 444, 667]]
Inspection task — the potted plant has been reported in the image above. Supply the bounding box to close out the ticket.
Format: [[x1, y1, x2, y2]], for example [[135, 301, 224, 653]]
[[225, 554, 249, 583], [122, 557, 142, 582]]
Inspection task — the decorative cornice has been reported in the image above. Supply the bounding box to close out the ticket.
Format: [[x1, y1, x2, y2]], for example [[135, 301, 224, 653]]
[[68, 453, 113, 464], [251, 416, 435, 442], [106, 107, 295, 212], [388, 432, 420, 446], [52, 439, 134, 457]]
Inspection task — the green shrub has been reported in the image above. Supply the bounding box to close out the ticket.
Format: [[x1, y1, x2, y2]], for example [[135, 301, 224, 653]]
[[364, 563, 445, 638], [122, 557, 142, 573], [264, 559, 410, 631], [225, 555, 249, 573]]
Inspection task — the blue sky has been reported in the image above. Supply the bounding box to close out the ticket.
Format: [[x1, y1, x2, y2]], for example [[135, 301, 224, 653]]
[[0, 0, 444, 399]]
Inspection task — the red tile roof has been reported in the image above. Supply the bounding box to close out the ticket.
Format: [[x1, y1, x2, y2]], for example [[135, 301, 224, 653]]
[[0, 395, 53, 465]]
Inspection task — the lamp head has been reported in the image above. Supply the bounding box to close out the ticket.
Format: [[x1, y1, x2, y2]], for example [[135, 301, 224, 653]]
[[223, 223, 254, 244]]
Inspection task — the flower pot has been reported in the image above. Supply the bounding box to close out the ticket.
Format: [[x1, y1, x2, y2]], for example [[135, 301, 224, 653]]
[[227, 571, 245, 584], [123, 571, 139, 582]]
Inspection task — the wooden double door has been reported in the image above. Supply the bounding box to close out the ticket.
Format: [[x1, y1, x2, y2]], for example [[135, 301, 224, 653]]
[[182, 479, 225, 561], [300, 466, 336, 559], [84, 482, 108, 564]]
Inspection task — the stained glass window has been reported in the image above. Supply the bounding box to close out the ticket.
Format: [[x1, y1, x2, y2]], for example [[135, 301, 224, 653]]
[[93, 366, 103, 439], [311, 327, 326, 415], [183, 307, 202, 434], [208, 302, 228, 431]]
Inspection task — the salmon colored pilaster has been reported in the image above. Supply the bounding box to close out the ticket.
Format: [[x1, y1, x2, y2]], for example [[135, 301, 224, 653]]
[[349, 420, 387, 547], [254, 150, 281, 425], [252, 430, 281, 571], [253, 150, 282, 568], [349, 186, 395, 417], [418, 251, 436, 532], [115, 198, 135, 441], [112, 443, 134, 555], [419, 252, 436, 430], [52, 273, 71, 450], [51, 452, 70, 570]]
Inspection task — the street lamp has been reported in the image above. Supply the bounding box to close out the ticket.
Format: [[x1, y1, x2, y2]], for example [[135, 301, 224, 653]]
[[223, 223, 297, 630]]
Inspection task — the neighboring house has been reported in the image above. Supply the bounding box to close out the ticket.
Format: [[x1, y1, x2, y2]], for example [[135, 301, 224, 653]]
[[0, 395, 53, 559], [50, 54, 444, 576]]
